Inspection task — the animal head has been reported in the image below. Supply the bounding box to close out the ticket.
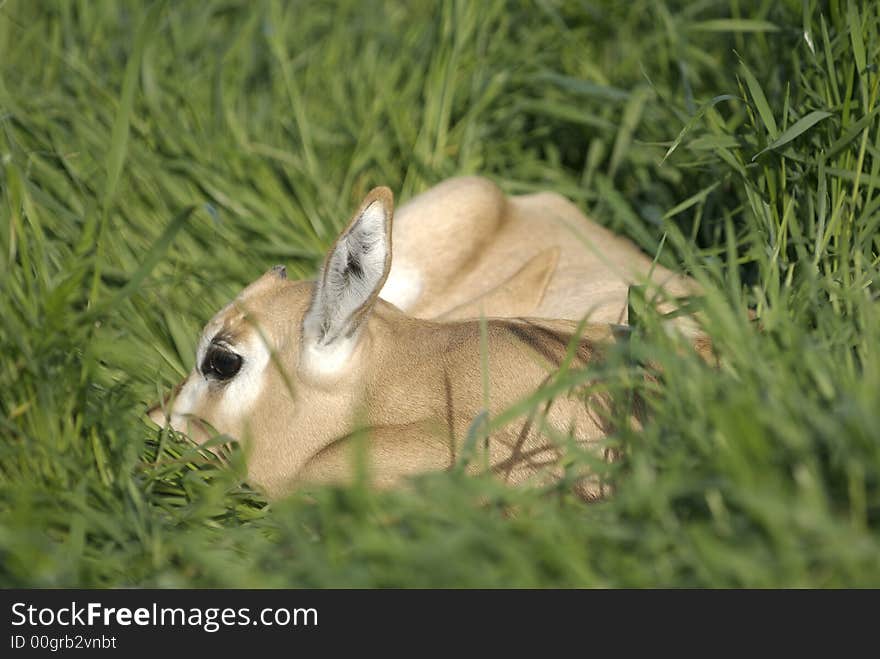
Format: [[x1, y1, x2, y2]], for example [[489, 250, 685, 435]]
[[149, 187, 398, 494]]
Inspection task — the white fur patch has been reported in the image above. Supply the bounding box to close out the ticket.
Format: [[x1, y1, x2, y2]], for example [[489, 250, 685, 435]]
[[170, 331, 271, 433], [220, 332, 271, 419], [169, 374, 207, 430], [300, 332, 356, 379], [380, 260, 423, 311]]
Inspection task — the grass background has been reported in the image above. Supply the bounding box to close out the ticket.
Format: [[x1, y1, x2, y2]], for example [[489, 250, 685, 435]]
[[1, 0, 878, 587]]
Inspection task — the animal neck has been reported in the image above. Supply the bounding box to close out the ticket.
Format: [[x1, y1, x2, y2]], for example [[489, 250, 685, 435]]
[[358, 309, 605, 433]]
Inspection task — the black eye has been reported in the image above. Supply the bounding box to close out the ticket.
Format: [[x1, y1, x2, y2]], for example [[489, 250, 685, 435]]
[[202, 346, 243, 381]]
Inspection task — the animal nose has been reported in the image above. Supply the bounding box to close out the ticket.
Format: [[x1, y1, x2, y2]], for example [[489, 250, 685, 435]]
[[272, 264, 287, 279]]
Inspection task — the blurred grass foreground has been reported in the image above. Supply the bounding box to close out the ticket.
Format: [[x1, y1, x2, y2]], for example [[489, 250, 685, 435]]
[[1, 0, 879, 587]]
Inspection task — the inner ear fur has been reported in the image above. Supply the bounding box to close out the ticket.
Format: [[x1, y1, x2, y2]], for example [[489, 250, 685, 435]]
[[305, 186, 394, 345]]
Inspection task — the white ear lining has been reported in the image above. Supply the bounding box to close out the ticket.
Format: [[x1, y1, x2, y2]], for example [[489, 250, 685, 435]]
[[303, 197, 391, 349], [356, 201, 387, 242]]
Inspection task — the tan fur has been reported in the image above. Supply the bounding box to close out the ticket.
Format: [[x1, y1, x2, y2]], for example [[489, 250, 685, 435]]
[[436, 248, 559, 320], [386, 176, 700, 326]]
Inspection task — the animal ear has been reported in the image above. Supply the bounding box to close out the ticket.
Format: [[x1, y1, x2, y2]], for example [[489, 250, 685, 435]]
[[303, 186, 394, 346]]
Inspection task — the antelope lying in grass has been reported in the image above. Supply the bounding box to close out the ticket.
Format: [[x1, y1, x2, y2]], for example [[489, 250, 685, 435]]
[[149, 181, 701, 498]]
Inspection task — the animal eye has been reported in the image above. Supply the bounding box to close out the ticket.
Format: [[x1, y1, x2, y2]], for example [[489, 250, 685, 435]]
[[202, 347, 243, 381]]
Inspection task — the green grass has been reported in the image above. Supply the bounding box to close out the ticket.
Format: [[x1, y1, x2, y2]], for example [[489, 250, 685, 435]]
[[1, 0, 878, 587]]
